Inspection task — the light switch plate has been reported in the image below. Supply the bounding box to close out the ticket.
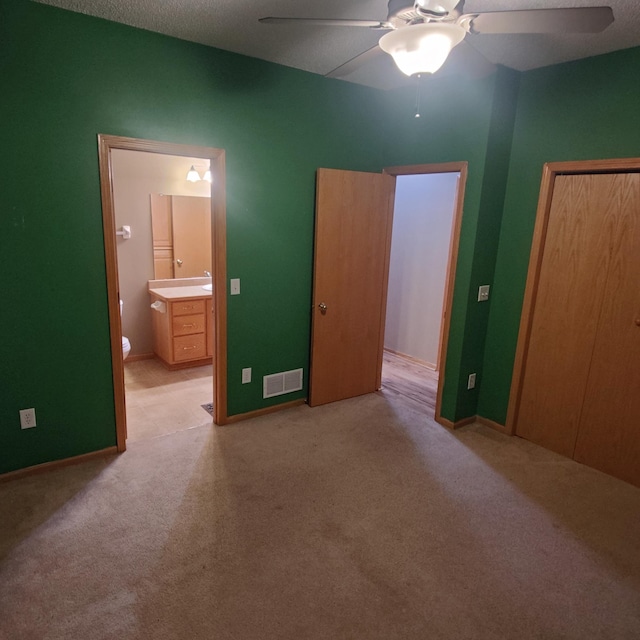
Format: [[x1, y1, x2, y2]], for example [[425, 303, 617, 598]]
[[230, 278, 240, 295], [478, 285, 490, 302], [242, 368, 251, 384]]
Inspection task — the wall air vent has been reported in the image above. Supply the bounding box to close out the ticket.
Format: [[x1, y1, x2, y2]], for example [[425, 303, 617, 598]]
[[263, 368, 304, 399]]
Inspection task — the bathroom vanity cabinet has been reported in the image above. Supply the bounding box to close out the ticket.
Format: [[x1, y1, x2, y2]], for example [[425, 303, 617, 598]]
[[149, 286, 213, 369]]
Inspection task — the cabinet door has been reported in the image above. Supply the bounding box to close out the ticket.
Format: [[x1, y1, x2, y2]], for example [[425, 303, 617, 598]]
[[154, 248, 174, 280], [573, 173, 640, 486], [515, 175, 614, 457], [150, 193, 173, 246]]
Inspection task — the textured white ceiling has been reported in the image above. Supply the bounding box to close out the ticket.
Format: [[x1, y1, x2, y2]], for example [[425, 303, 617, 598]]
[[34, 0, 640, 89]]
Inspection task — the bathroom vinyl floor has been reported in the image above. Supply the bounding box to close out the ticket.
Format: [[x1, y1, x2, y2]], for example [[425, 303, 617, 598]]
[[124, 358, 213, 442]]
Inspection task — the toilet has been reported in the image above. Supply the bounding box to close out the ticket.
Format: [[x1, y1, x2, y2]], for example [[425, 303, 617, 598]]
[[122, 336, 131, 360], [120, 300, 131, 360]]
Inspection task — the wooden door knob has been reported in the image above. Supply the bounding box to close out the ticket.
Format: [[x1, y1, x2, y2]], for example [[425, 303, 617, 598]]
[[635, 318, 640, 327]]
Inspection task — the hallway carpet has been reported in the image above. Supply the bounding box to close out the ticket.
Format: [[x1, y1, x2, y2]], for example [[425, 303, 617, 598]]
[[1, 391, 640, 639]]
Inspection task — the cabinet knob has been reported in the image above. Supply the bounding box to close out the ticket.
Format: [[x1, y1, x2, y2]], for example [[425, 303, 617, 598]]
[[635, 318, 640, 327]]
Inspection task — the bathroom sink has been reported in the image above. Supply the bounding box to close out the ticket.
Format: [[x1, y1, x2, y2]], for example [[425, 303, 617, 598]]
[[202, 284, 212, 291]]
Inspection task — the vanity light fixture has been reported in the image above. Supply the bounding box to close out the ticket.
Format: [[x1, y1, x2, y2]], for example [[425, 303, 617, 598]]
[[186, 165, 201, 182], [186, 164, 213, 183]]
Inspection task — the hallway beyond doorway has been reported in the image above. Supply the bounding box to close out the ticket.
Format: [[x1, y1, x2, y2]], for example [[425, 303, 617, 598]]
[[379, 350, 437, 416]]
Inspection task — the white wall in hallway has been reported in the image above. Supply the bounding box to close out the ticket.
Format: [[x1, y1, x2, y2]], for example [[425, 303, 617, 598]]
[[384, 172, 459, 367]]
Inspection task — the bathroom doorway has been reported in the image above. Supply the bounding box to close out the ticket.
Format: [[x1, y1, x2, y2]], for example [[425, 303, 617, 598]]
[[98, 135, 228, 452]]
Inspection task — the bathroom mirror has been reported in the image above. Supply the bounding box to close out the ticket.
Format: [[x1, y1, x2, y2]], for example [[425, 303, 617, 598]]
[[150, 194, 212, 279]]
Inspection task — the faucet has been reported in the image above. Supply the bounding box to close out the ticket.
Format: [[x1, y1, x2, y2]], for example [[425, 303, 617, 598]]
[[204, 271, 211, 278]]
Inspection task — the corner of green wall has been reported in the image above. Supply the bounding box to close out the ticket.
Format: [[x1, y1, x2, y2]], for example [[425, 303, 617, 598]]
[[478, 46, 640, 425], [452, 66, 520, 422]]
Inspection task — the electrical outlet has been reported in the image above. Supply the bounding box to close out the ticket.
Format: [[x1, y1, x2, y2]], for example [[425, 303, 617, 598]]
[[478, 285, 490, 302], [467, 373, 477, 390], [230, 278, 240, 295], [242, 367, 252, 384], [20, 408, 37, 429]]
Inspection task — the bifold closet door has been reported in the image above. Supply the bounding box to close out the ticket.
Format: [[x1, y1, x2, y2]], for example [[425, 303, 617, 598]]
[[515, 174, 617, 457], [573, 173, 640, 486]]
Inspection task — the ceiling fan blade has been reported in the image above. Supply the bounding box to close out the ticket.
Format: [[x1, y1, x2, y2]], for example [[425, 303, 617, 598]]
[[441, 39, 496, 79], [467, 7, 614, 35], [259, 17, 392, 29], [325, 45, 384, 79]]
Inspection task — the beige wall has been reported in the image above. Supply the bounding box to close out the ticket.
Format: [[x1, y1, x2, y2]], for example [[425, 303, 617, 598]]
[[384, 173, 459, 367], [112, 150, 211, 356]]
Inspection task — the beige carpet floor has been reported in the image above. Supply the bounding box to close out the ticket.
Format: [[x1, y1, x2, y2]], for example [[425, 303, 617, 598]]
[[1, 391, 640, 639]]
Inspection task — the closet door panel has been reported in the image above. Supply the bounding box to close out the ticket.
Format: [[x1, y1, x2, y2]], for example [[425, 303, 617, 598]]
[[515, 175, 614, 457], [573, 173, 640, 486]]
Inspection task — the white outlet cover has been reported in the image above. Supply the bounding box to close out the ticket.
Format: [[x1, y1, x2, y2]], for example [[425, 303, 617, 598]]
[[242, 367, 251, 384], [20, 408, 37, 429], [230, 278, 240, 295]]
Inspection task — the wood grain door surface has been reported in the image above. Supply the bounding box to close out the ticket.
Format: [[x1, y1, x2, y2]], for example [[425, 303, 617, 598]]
[[515, 175, 615, 456], [309, 168, 395, 406], [150, 193, 174, 279], [516, 172, 640, 486], [573, 173, 640, 486], [172, 196, 212, 278]]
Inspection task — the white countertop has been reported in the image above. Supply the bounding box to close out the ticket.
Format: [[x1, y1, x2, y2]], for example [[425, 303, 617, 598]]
[[149, 286, 212, 301]]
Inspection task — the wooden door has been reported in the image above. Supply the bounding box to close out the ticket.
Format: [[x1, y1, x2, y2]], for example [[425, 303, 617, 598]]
[[172, 196, 212, 278], [150, 193, 174, 279], [515, 171, 640, 487], [515, 175, 614, 456], [206, 297, 214, 358], [309, 168, 395, 406], [573, 173, 640, 486]]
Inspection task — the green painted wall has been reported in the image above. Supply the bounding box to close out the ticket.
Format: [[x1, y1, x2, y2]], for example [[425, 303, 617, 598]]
[[478, 46, 640, 424], [0, 1, 387, 473], [8, 0, 634, 475], [381, 67, 519, 420]]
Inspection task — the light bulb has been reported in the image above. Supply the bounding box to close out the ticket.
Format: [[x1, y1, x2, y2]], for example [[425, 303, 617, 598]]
[[186, 165, 201, 182], [380, 23, 465, 76]]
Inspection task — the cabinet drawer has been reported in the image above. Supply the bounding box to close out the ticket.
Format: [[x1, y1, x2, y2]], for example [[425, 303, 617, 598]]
[[172, 313, 205, 337], [171, 299, 205, 317], [173, 334, 206, 361]]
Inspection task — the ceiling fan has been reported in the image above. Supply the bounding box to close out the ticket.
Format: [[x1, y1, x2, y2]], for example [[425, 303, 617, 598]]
[[259, 1, 614, 79]]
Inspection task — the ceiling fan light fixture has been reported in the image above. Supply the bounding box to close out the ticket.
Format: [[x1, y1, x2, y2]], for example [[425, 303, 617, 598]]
[[380, 23, 466, 76], [416, 0, 459, 16]]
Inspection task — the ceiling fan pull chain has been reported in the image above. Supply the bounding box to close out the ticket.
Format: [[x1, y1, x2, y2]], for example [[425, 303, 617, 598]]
[[414, 73, 422, 119]]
